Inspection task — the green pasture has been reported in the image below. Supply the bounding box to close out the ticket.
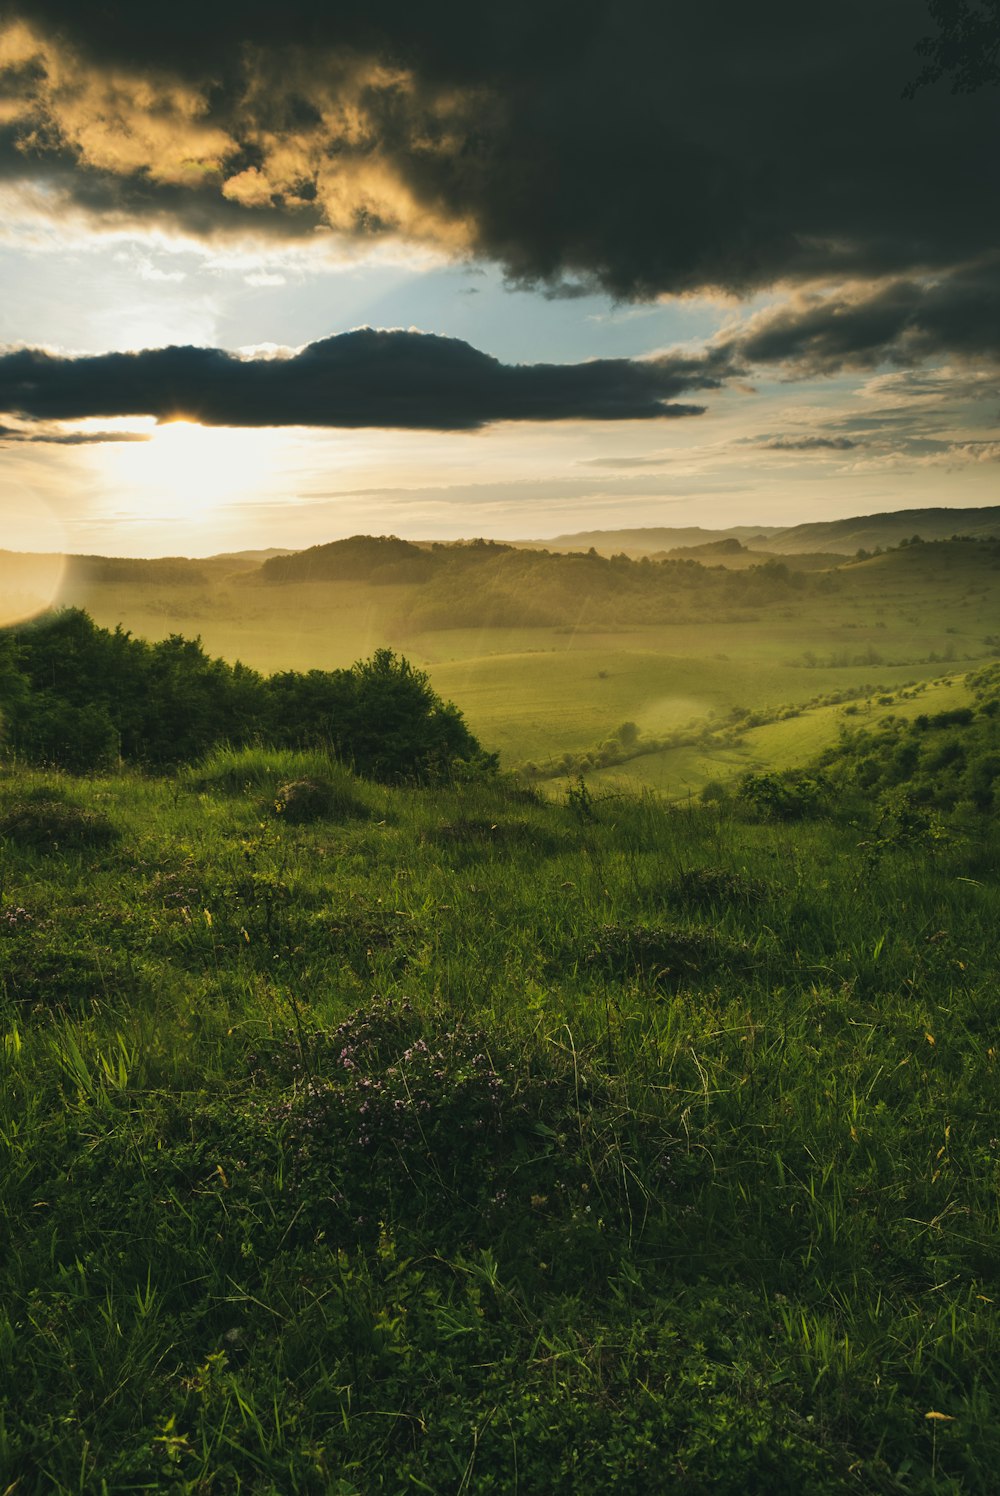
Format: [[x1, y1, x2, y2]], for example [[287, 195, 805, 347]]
[[1, 732, 999, 1491], [584, 673, 977, 801]]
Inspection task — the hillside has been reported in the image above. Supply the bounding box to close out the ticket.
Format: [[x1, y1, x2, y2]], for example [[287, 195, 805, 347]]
[[257, 535, 832, 630], [763, 505, 1000, 555], [656, 539, 842, 571], [3, 533, 992, 793], [519, 524, 780, 556], [0, 671, 998, 1489], [536, 507, 1000, 559]]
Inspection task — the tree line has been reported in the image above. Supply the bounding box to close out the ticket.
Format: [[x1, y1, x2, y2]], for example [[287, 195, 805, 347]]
[[0, 609, 495, 781]]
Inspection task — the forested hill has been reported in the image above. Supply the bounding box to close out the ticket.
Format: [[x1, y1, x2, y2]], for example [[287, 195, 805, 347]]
[[257, 533, 835, 628], [540, 506, 1000, 558], [522, 525, 779, 556], [260, 534, 442, 584], [257, 531, 1000, 630], [762, 506, 1000, 555]]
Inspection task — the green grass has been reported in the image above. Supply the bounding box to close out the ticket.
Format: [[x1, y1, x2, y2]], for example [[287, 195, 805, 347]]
[[585, 674, 978, 801], [1, 747, 998, 1491]]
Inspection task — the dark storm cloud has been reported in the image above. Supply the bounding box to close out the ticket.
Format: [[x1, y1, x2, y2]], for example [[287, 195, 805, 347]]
[[1, 1, 998, 313], [0, 329, 719, 430], [726, 263, 1000, 374]]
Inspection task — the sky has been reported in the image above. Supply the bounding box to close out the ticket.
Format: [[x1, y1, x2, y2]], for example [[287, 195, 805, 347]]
[[0, 0, 998, 558]]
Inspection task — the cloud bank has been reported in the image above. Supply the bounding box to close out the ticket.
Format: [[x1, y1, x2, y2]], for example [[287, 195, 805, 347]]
[[0, 1, 997, 315], [0, 329, 719, 430]]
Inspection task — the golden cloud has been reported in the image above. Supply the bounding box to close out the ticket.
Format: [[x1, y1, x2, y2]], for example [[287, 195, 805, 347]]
[[0, 19, 476, 251]]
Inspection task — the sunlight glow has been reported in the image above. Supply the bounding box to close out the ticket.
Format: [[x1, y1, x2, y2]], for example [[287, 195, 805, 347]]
[[92, 420, 288, 531]]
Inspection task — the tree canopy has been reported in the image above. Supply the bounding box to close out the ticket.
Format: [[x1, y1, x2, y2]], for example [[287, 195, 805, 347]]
[[0, 610, 496, 781]]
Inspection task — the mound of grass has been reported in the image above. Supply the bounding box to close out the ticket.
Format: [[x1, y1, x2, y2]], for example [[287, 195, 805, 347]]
[[251, 997, 680, 1278], [666, 864, 769, 910], [274, 775, 368, 824], [0, 929, 124, 1012], [582, 921, 751, 987], [0, 795, 118, 851], [184, 744, 337, 795], [306, 906, 414, 976], [185, 745, 373, 819]]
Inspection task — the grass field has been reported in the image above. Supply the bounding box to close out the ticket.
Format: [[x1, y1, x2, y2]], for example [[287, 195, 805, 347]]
[[1, 731, 998, 1491], [3, 543, 999, 1489], [586, 674, 977, 801]]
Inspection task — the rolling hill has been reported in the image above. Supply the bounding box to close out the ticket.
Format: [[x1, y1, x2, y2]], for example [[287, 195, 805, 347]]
[[530, 506, 1000, 558]]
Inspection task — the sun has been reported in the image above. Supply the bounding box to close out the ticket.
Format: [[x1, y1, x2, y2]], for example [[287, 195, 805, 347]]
[[146, 420, 279, 516], [90, 419, 288, 538]]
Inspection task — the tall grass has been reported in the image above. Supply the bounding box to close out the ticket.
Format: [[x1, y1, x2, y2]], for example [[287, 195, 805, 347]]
[[0, 749, 997, 1491]]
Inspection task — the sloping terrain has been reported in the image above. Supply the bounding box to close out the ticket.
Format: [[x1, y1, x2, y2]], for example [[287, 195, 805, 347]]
[[0, 693, 998, 1490]]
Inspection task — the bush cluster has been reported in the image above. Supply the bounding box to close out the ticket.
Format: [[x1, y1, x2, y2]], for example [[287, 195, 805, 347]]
[[818, 664, 1000, 813], [0, 611, 495, 782]]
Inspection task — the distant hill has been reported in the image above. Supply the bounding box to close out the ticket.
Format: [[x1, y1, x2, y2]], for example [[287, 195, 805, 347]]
[[211, 548, 299, 565], [261, 534, 431, 583], [517, 526, 779, 557], [667, 537, 746, 557], [63, 555, 208, 586], [657, 539, 842, 571], [761, 507, 1000, 555], [531, 508, 1000, 558]]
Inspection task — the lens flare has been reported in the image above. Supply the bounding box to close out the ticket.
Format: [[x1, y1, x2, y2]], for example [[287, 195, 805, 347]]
[[0, 496, 67, 627]]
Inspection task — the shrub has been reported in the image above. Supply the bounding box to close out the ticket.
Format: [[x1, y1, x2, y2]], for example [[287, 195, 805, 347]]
[[736, 770, 830, 822], [3, 612, 496, 783], [336, 648, 498, 784], [12, 697, 118, 773]]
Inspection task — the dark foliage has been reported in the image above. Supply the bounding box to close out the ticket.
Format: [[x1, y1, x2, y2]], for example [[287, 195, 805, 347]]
[[0, 611, 495, 782], [819, 663, 1000, 813], [736, 770, 832, 822]]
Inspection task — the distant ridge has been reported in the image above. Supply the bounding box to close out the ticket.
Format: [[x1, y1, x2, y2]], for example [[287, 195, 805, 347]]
[[211, 547, 299, 563], [525, 507, 1000, 558], [761, 506, 1000, 554], [518, 525, 779, 556], [4, 507, 999, 580]]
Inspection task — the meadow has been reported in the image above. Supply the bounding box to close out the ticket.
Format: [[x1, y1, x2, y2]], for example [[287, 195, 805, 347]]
[[1, 533, 998, 1490], [0, 672, 998, 1490]]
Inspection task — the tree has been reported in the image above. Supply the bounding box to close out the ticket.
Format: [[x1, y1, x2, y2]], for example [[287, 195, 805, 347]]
[[335, 649, 496, 783], [905, 0, 1000, 96]]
